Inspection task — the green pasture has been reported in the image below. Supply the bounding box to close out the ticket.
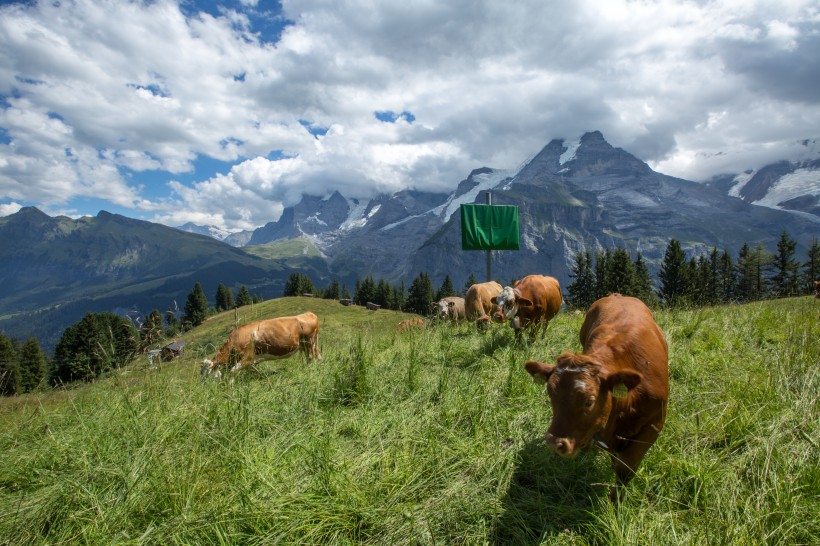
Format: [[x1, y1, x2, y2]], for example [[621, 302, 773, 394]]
[[0, 296, 817, 545]]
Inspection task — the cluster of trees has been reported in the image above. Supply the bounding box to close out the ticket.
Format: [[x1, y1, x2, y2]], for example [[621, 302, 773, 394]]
[[0, 282, 266, 393], [566, 232, 819, 308], [180, 282, 262, 330], [282, 271, 469, 316], [0, 334, 47, 396]]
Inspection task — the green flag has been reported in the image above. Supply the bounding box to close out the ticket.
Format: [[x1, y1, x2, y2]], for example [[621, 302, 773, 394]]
[[460, 204, 520, 251]]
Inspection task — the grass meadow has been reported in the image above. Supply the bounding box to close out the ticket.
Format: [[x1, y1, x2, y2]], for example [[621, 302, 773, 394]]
[[0, 296, 817, 545]]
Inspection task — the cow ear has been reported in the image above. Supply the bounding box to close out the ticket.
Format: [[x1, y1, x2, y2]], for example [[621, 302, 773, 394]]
[[603, 369, 643, 391], [517, 296, 534, 308], [524, 360, 555, 385]]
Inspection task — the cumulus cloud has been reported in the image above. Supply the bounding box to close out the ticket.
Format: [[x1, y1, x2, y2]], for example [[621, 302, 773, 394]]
[[0, 0, 818, 230]]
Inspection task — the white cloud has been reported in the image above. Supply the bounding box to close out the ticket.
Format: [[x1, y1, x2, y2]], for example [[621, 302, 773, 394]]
[[0, 0, 818, 230], [0, 201, 22, 216]]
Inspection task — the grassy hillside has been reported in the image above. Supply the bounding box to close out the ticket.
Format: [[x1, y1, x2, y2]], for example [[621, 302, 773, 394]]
[[0, 297, 817, 545]]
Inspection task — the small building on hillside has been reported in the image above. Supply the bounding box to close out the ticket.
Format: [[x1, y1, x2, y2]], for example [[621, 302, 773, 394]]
[[161, 341, 187, 361]]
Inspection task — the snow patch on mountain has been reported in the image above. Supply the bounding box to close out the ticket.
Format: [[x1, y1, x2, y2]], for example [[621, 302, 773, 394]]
[[753, 168, 820, 208], [339, 198, 369, 231], [176, 222, 232, 240], [728, 171, 755, 198], [435, 168, 515, 222], [304, 214, 327, 227], [559, 139, 581, 165]]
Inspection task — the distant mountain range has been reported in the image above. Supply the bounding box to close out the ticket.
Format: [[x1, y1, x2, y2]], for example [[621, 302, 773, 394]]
[[183, 130, 817, 286], [0, 208, 328, 349], [1, 131, 817, 350], [703, 138, 819, 218]]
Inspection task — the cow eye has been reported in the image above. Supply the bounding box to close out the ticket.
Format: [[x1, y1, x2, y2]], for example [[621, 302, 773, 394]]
[[584, 397, 596, 410]]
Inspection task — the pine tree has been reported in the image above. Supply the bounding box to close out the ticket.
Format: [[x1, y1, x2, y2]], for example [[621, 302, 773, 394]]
[[461, 274, 478, 296], [632, 252, 657, 306], [704, 248, 721, 306], [407, 272, 434, 316], [772, 231, 800, 297], [606, 247, 635, 295], [141, 309, 164, 347], [165, 310, 179, 337], [659, 239, 688, 307], [717, 249, 736, 303], [298, 274, 315, 296], [0, 333, 20, 396], [323, 278, 341, 300], [183, 282, 209, 328], [566, 250, 595, 309], [215, 283, 235, 311], [355, 276, 377, 305], [18, 338, 46, 393], [736, 243, 755, 301], [803, 237, 820, 295], [284, 273, 301, 297], [737, 243, 772, 301], [236, 285, 252, 307], [52, 313, 139, 384], [435, 275, 456, 301], [396, 280, 406, 311], [375, 278, 391, 308], [593, 249, 609, 300]]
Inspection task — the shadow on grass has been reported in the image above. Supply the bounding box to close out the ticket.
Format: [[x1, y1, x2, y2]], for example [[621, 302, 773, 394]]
[[490, 438, 610, 545]]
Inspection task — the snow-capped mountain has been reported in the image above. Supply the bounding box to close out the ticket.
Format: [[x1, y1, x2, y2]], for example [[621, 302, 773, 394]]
[[704, 139, 820, 219], [238, 131, 818, 288], [176, 222, 233, 241]]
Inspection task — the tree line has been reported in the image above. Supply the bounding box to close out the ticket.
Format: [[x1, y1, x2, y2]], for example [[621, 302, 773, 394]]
[[1, 232, 816, 394], [566, 232, 819, 308]]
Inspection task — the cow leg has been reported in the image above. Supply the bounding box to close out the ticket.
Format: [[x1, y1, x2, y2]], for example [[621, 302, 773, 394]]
[[609, 422, 661, 492]]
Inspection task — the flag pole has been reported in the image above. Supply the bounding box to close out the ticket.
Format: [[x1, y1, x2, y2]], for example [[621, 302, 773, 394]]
[[486, 191, 492, 282]]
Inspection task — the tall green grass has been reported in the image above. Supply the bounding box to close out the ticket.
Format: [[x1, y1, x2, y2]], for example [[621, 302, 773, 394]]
[[0, 297, 817, 545]]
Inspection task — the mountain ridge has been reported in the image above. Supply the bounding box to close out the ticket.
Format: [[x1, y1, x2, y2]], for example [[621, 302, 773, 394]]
[[2, 131, 818, 350]]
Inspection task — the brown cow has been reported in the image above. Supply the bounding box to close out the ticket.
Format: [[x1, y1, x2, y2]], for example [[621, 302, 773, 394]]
[[434, 296, 466, 323], [465, 281, 502, 330], [493, 275, 562, 340], [524, 294, 668, 493], [815, 280, 820, 298], [397, 318, 427, 333], [201, 312, 321, 378]]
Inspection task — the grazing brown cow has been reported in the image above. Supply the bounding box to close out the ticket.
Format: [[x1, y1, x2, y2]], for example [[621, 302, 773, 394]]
[[465, 281, 502, 330], [494, 274, 562, 340], [815, 280, 820, 298], [397, 318, 427, 333], [434, 296, 466, 323], [201, 312, 321, 378], [524, 294, 668, 492]]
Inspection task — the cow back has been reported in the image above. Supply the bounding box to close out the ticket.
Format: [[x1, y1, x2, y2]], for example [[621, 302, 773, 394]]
[[513, 275, 562, 323], [465, 281, 502, 319], [581, 294, 669, 407]]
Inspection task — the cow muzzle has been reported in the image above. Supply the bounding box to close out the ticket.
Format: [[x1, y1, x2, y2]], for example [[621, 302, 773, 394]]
[[546, 433, 580, 457]]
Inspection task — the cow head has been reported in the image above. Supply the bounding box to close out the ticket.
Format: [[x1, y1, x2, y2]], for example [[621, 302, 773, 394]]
[[435, 299, 451, 319], [200, 359, 222, 379], [525, 353, 642, 457], [494, 286, 533, 324], [476, 314, 493, 331]]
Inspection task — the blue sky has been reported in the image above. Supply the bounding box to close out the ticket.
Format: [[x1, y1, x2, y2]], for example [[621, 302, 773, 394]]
[[1, 0, 819, 231]]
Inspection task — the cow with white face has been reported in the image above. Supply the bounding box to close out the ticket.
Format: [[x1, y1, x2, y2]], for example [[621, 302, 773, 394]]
[[494, 274, 562, 341], [434, 296, 466, 324]]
